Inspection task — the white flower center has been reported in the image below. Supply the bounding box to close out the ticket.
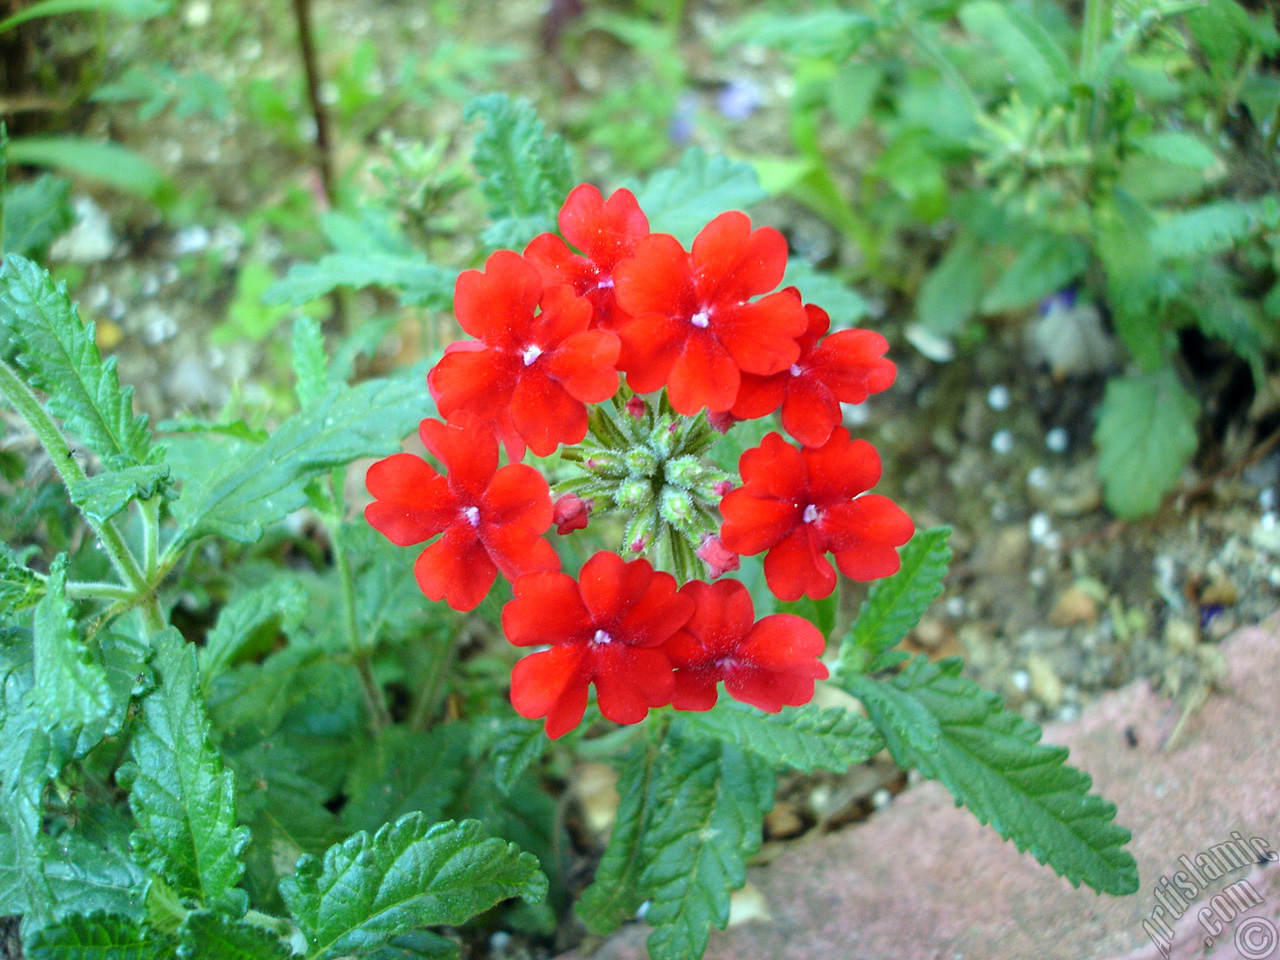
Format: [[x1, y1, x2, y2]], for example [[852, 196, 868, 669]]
[[462, 506, 480, 526], [802, 504, 819, 524], [521, 344, 542, 366], [592, 629, 613, 645], [691, 310, 710, 329], [596, 277, 614, 290], [790, 364, 803, 377]]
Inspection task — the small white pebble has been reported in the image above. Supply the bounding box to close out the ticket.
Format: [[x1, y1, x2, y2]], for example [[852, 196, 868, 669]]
[[1262, 511, 1278, 531], [1045, 427, 1069, 452], [1260, 487, 1277, 511], [872, 788, 892, 809], [1058, 703, 1081, 723], [1029, 567, 1048, 587], [635, 900, 652, 921], [488, 932, 511, 954], [1029, 512, 1053, 543], [944, 596, 966, 618], [1027, 465, 1050, 488], [1011, 670, 1031, 692], [991, 429, 1014, 455], [1042, 531, 1063, 551], [990, 500, 1010, 521], [987, 384, 1011, 410]]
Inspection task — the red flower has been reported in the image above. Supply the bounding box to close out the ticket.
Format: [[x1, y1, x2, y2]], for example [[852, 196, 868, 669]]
[[730, 303, 896, 447], [663, 579, 828, 712], [428, 250, 621, 457], [695, 533, 739, 579], [719, 429, 913, 602], [364, 417, 559, 612], [523, 184, 650, 331], [613, 211, 807, 415], [552, 493, 592, 534], [504, 551, 694, 738]]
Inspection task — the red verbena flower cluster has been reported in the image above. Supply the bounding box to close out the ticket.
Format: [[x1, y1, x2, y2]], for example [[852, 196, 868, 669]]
[[364, 184, 913, 737]]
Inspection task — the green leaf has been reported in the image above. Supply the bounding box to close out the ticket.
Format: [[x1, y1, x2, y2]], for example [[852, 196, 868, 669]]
[[779, 259, 867, 327], [350, 523, 430, 649], [3, 174, 73, 259], [1094, 368, 1199, 518], [32, 555, 112, 736], [680, 700, 883, 773], [640, 738, 775, 960], [959, 1, 1071, 102], [176, 911, 295, 960], [281, 813, 547, 960], [199, 579, 308, 684], [5, 138, 168, 202], [68, 463, 173, 523], [841, 526, 951, 675], [828, 61, 883, 131], [0, 255, 162, 470], [576, 742, 659, 936], [265, 253, 456, 309], [464, 94, 573, 248], [917, 233, 985, 335], [292, 314, 328, 407], [118, 628, 249, 913], [1133, 131, 1218, 170], [628, 150, 767, 245], [861, 655, 1138, 895], [981, 234, 1087, 315], [171, 365, 430, 545], [25, 912, 164, 960], [738, 10, 875, 59], [475, 716, 547, 796], [1148, 199, 1261, 259], [0, 543, 43, 615], [0, 0, 168, 34], [340, 726, 466, 835]]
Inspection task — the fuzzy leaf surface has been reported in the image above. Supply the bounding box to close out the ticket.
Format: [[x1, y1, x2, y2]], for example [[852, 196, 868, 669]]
[[67, 463, 173, 523], [32, 555, 112, 736], [171, 365, 429, 544], [627, 150, 767, 244], [265, 253, 456, 309], [292, 314, 328, 407], [25, 912, 164, 960], [2, 174, 73, 260], [0, 544, 42, 615], [860, 655, 1138, 895], [118, 628, 249, 912], [199, 578, 308, 684], [0, 255, 161, 470], [475, 717, 547, 796], [841, 526, 951, 675], [640, 738, 775, 960], [1149, 199, 1261, 258], [680, 700, 883, 773], [280, 813, 547, 959], [176, 911, 295, 960], [1095, 369, 1199, 518]]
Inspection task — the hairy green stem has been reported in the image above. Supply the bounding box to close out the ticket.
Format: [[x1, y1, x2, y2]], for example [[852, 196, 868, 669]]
[[65, 580, 136, 602], [0, 359, 158, 627], [139, 495, 160, 581]]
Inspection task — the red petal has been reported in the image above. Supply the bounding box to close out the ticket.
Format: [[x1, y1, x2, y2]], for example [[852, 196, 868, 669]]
[[613, 570, 693, 648], [779, 378, 841, 448], [678, 579, 755, 659], [594, 646, 672, 722], [826, 496, 915, 580], [364, 454, 454, 545], [691, 212, 789, 304], [670, 668, 720, 711], [546, 329, 621, 402], [738, 432, 808, 501], [428, 348, 518, 424], [737, 614, 829, 672], [523, 232, 592, 291], [453, 250, 542, 348], [414, 526, 496, 611], [730, 372, 786, 420], [802, 430, 882, 505], [724, 667, 818, 712], [559, 184, 650, 265], [577, 551, 653, 625], [511, 372, 588, 456], [810, 329, 896, 403], [418, 417, 499, 502], [666, 333, 740, 414], [762, 528, 836, 602], [614, 233, 693, 318], [719, 490, 798, 556], [716, 289, 805, 376], [503, 571, 591, 646], [482, 463, 553, 532], [617, 311, 686, 394], [510, 646, 590, 738], [484, 525, 560, 581], [532, 285, 594, 345]]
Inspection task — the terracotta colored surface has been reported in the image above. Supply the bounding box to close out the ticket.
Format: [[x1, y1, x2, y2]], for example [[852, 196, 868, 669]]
[[560, 617, 1280, 960]]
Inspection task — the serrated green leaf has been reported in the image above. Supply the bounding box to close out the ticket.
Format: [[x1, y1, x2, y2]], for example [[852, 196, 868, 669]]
[[119, 628, 249, 913], [959, 1, 1071, 102], [1133, 131, 1218, 170], [264, 253, 456, 309], [171, 365, 431, 545], [640, 738, 775, 960], [841, 672, 941, 755], [779, 259, 867, 327], [841, 526, 951, 675], [864, 655, 1138, 895], [206, 646, 325, 739], [341, 726, 466, 835], [3, 174, 73, 259], [464, 94, 573, 246], [680, 700, 883, 773], [176, 911, 294, 960], [1149, 200, 1261, 259], [292, 314, 328, 407], [627, 150, 767, 245], [0, 543, 43, 614], [25, 911, 164, 960], [32, 555, 112, 736], [577, 741, 659, 936], [199, 579, 308, 684], [475, 716, 547, 796], [68, 463, 173, 523], [1095, 369, 1199, 518], [981, 234, 1087, 315], [43, 830, 148, 924], [0, 255, 162, 470], [281, 813, 547, 960], [0, 0, 168, 33]]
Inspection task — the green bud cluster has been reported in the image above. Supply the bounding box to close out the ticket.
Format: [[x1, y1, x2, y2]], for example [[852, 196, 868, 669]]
[[555, 388, 731, 583]]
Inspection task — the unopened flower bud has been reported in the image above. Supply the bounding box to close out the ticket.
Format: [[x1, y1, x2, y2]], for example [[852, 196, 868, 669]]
[[552, 493, 592, 535], [625, 396, 646, 418], [664, 455, 702, 488], [713, 480, 735, 498], [696, 534, 739, 579], [707, 409, 738, 433], [616, 477, 653, 510], [659, 488, 695, 527], [624, 446, 659, 477]]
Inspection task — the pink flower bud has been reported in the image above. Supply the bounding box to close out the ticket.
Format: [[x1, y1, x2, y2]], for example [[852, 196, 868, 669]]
[[552, 493, 592, 535], [713, 480, 735, 498], [696, 534, 739, 579], [707, 410, 738, 433], [628, 535, 647, 553], [625, 395, 646, 418]]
